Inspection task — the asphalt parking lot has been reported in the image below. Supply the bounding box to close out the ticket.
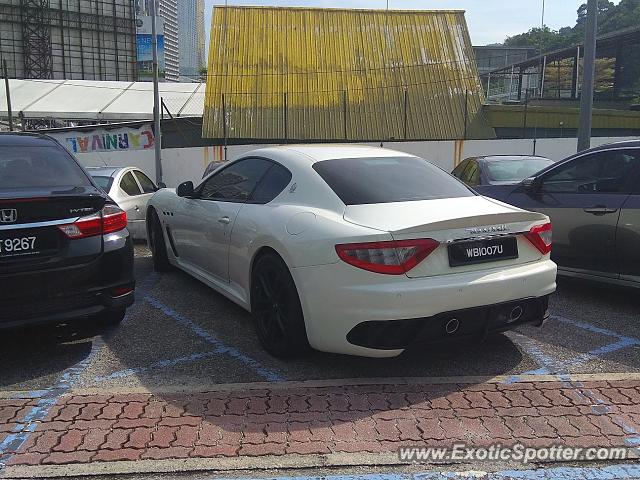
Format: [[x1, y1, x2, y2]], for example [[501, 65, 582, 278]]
[[2, 244, 639, 394]]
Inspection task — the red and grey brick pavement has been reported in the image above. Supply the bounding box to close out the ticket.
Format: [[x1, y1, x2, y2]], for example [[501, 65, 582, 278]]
[[2, 379, 640, 469]]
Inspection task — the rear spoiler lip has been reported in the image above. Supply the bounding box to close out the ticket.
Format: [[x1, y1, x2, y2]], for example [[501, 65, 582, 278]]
[[440, 231, 531, 244]]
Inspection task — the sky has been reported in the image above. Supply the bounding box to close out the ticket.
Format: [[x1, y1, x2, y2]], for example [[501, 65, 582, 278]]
[[202, 0, 611, 49]]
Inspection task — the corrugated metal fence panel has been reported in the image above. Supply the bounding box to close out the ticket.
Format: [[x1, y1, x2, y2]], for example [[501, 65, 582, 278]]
[[203, 6, 495, 141]]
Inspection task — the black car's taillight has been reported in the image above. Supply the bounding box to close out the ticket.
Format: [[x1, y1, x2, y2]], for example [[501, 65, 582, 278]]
[[58, 205, 127, 239]]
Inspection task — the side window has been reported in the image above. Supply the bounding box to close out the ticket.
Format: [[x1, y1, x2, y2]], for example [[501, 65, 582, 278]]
[[199, 158, 272, 202], [459, 160, 476, 184], [540, 150, 640, 194], [134, 170, 157, 193], [452, 160, 468, 179], [466, 161, 480, 186], [120, 171, 142, 196], [250, 163, 293, 204]]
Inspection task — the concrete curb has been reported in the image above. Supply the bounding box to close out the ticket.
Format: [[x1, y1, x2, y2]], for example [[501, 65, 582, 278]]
[[1, 453, 401, 478], [2, 372, 639, 399], [4, 450, 639, 479]]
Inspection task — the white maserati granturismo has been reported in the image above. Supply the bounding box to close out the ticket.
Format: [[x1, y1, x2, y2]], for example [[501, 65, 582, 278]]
[[147, 145, 557, 358]]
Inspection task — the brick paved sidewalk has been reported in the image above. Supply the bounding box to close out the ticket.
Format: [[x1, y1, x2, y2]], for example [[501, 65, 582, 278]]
[[2, 379, 640, 468]]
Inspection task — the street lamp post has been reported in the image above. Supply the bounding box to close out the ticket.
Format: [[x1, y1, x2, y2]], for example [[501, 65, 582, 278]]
[[150, 0, 163, 184], [577, 0, 598, 152]]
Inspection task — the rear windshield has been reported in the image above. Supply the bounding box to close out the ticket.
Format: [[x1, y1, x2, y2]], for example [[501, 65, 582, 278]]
[[312, 156, 474, 205], [91, 175, 114, 192], [0, 146, 91, 190], [485, 157, 553, 183]]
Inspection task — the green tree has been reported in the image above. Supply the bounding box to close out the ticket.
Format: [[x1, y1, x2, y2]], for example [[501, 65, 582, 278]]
[[504, 26, 565, 52], [502, 0, 640, 51]]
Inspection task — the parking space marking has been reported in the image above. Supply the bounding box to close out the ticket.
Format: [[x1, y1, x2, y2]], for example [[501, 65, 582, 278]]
[[505, 313, 640, 380], [0, 336, 106, 469], [93, 351, 219, 382], [144, 294, 285, 382], [504, 333, 563, 380], [0, 271, 159, 469], [552, 314, 640, 344], [565, 338, 639, 369], [506, 330, 640, 450]]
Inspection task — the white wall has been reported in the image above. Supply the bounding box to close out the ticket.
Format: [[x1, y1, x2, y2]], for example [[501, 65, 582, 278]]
[[73, 137, 639, 188]]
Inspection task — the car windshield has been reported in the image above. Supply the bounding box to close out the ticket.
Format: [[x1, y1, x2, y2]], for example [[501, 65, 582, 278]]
[[313, 156, 474, 205], [0, 145, 91, 190], [484, 157, 554, 183], [90, 175, 114, 192]]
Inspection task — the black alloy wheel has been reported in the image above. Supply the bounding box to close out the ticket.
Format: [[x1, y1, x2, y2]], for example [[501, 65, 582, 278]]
[[251, 253, 309, 357]]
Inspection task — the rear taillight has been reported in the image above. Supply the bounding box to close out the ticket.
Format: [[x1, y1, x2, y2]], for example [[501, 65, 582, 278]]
[[524, 222, 552, 255], [335, 239, 440, 275], [58, 205, 127, 239], [102, 204, 128, 234]]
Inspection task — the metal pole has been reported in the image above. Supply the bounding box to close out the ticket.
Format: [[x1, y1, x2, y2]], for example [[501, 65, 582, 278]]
[[3, 60, 13, 131], [577, 0, 598, 152], [150, 0, 163, 184], [343, 90, 347, 140], [537, 0, 546, 99], [403, 88, 408, 140], [283, 92, 288, 141], [508, 65, 515, 101], [539, 56, 547, 99], [573, 46, 581, 99], [522, 92, 529, 139], [463, 89, 469, 140], [222, 93, 227, 161]]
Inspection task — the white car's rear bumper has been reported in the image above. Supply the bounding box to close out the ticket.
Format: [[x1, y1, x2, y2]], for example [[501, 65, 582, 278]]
[[291, 259, 557, 357]]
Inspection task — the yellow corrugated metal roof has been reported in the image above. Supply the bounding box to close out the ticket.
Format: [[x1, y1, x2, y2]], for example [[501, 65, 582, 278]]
[[202, 6, 495, 141]]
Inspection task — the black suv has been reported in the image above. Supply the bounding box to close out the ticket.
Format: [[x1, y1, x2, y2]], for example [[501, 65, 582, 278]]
[[0, 133, 134, 328]]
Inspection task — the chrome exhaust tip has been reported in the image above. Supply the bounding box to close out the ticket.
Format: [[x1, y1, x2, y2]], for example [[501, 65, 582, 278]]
[[509, 305, 524, 323], [445, 318, 460, 334]]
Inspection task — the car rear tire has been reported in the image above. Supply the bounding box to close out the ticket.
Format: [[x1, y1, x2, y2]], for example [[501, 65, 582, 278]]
[[251, 253, 310, 358], [97, 308, 126, 327], [148, 209, 171, 272]]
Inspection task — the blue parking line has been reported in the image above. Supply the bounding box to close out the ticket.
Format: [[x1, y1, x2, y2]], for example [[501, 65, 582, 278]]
[[211, 464, 640, 480], [0, 271, 159, 469], [551, 315, 640, 344], [565, 338, 639, 369], [94, 351, 219, 382], [0, 336, 105, 468], [506, 331, 640, 449], [144, 294, 285, 382]]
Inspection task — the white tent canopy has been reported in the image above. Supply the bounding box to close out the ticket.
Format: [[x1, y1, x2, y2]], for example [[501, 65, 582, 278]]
[[0, 79, 205, 121]]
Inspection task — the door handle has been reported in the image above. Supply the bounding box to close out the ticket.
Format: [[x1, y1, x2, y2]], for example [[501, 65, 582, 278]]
[[583, 205, 618, 216], [218, 216, 231, 225], [134, 205, 140, 212]]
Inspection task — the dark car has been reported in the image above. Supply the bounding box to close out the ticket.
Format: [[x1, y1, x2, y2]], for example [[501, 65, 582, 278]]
[[452, 155, 554, 193], [0, 133, 135, 329], [471, 141, 640, 288]]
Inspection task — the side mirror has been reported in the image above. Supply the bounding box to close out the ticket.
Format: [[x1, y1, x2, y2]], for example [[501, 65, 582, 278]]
[[157, 182, 166, 189], [521, 176, 539, 192], [176, 181, 194, 197]]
